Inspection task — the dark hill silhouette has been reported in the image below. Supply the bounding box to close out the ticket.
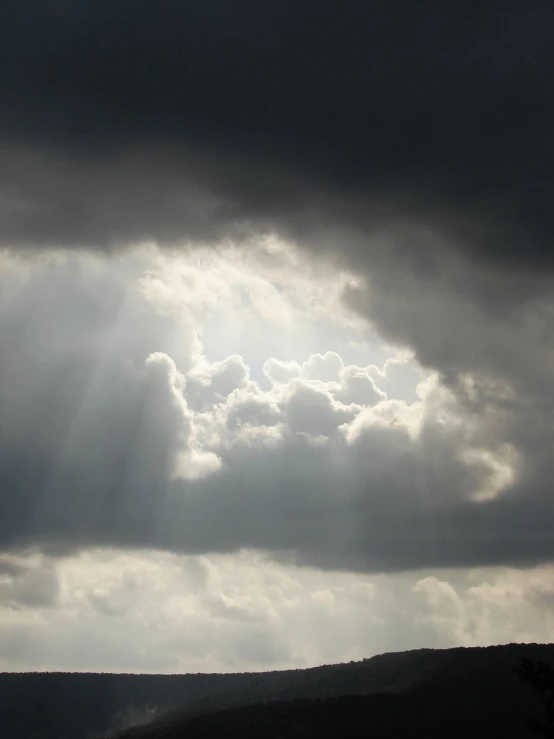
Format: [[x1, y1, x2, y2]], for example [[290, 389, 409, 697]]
[[0, 643, 553, 738], [121, 643, 554, 739], [0, 671, 249, 739]]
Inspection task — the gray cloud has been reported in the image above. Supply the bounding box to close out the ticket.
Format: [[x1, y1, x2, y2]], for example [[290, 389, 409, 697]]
[[0, 554, 60, 609]]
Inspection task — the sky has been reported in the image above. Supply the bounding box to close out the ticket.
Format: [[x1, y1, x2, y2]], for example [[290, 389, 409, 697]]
[[1, 1, 554, 673]]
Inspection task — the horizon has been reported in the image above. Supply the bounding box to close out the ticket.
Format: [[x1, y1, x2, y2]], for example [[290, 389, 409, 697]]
[[0, 641, 549, 677]]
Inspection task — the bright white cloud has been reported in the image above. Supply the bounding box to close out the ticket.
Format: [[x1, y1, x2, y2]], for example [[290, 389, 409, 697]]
[[139, 237, 363, 329]]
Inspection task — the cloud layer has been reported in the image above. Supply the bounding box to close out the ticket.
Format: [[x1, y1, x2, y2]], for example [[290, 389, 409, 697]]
[[2, 548, 554, 673]]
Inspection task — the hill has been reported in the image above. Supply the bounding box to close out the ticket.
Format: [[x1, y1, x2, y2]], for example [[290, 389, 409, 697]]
[[0, 643, 552, 738], [121, 643, 554, 739], [0, 671, 249, 738]]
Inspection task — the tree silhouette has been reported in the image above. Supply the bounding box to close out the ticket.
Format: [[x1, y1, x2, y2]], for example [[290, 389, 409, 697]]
[[516, 659, 554, 737]]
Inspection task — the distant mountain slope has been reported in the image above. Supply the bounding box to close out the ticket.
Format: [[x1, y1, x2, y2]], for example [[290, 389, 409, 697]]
[[125, 646, 457, 735], [119, 690, 536, 739], [136, 694, 407, 739], [122, 643, 554, 739], [0, 671, 251, 739], [1, 644, 553, 739]]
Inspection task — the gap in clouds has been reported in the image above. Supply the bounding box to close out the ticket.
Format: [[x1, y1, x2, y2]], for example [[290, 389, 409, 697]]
[[137, 237, 394, 387]]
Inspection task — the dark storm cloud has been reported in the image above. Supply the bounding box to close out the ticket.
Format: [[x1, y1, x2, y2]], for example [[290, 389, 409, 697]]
[[1, 0, 553, 271]]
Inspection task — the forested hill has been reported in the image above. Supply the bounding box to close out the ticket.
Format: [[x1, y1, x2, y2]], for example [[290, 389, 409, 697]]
[[121, 642, 554, 739], [0, 671, 244, 739], [1, 643, 553, 738]]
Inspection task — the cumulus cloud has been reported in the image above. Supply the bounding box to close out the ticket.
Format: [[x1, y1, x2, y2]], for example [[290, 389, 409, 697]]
[[0, 554, 60, 610], [186, 354, 250, 411], [281, 381, 354, 437], [263, 352, 385, 407], [0, 251, 545, 575]]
